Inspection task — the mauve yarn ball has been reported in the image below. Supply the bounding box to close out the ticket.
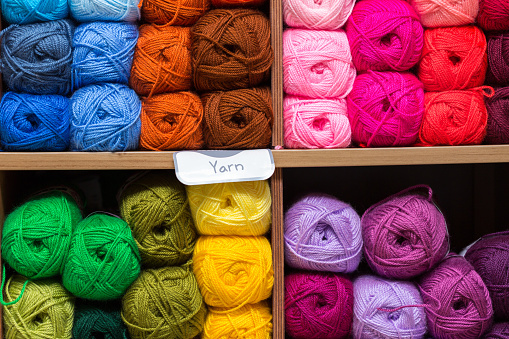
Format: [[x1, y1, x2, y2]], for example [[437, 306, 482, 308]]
[[486, 33, 509, 87], [353, 275, 427, 339], [361, 185, 449, 280], [419, 255, 494, 339], [464, 231, 509, 320], [284, 193, 362, 273], [485, 87, 509, 145], [484, 322, 509, 338]]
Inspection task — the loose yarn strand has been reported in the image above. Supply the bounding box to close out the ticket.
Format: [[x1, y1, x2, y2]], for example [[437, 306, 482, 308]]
[[0, 266, 29, 306]]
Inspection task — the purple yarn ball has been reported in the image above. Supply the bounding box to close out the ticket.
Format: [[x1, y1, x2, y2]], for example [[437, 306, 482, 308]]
[[284, 193, 362, 273], [484, 322, 509, 338]]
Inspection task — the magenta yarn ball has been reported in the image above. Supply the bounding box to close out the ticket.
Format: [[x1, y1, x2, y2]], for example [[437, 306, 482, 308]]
[[347, 71, 424, 147], [284, 95, 351, 149], [484, 322, 509, 338], [283, 0, 354, 30], [285, 271, 353, 339], [283, 28, 356, 99], [410, 0, 479, 28], [346, 0, 423, 72], [419, 255, 494, 339]]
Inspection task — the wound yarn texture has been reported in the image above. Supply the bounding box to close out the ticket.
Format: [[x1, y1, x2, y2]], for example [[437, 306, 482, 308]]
[[485, 87, 509, 144], [69, 0, 140, 22], [1, 0, 68, 24], [72, 302, 128, 339], [478, 0, 509, 31], [283, 0, 354, 30], [409, 0, 479, 27], [486, 33, 509, 86], [141, 0, 209, 25], [484, 322, 509, 338]]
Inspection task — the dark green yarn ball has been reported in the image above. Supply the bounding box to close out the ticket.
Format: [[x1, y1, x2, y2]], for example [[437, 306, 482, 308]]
[[73, 302, 128, 339]]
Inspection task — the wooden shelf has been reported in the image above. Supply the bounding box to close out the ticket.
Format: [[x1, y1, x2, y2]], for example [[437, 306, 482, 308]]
[[0, 145, 509, 170]]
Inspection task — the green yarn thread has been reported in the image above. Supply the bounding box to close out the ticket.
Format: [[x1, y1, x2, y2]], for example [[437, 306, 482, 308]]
[[121, 263, 206, 339], [73, 301, 128, 339], [2, 190, 82, 279], [119, 171, 197, 267], [62, 213, 141, 300], [3, 274, 74, 339]]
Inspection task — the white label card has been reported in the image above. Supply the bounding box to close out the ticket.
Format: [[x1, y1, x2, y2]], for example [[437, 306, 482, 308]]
[[174, 149, 275, 185]]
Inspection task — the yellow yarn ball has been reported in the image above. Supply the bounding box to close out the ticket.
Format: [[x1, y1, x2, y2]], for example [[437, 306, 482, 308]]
[[3, 275, 74, 339], [186, 180, 272, 236], [203, 301, 273, 339], [193, 235, 273, 308]]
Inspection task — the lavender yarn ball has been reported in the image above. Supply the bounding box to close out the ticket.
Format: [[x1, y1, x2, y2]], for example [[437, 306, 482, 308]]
[[284, 193, 362, 273], [484, 322, 509, 338], [353, 275, 427, 339]]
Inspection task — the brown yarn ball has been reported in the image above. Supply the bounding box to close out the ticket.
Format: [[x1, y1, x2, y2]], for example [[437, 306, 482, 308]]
[[191, 9, 273, 92], [201, 87, 273, 149], [130, 25, 192, 97], [141, 0, 210, 26]]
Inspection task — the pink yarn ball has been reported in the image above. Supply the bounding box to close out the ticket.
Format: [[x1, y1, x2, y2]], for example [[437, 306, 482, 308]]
[[347, 71, 424, 147], [409, 0, 478, 28], [346, 0, 423, 72], [283, 0, 354, 30], [283, 29, 356, 99], [284, 95, 351, 149]]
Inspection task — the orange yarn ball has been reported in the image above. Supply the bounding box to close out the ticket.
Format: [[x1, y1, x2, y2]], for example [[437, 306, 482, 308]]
[[419, 89, 492, 146], [140, 91, 204, 151], [418, 26, 487, 92], [141, 0, 209, 25], [130, 25, 192, 97], [211, 0, 265, 8]]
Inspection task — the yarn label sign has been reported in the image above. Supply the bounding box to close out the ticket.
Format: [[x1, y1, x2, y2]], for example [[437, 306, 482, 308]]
[[174, 149, 275, 185]]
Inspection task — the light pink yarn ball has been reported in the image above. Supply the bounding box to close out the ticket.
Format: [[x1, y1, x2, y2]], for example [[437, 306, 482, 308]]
[[283, 29, 356, 99], [284, 95, 351, 149], [283, 0, 355, 30], [409, 0, 478, 27]]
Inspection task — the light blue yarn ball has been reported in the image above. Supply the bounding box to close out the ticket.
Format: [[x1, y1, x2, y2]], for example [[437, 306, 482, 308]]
[[0, 92, 71, 151], [70, 83, 141, 152], [1, 0, 68, 24], [73, 22, 139, 89], [69, 0, 140, 22]]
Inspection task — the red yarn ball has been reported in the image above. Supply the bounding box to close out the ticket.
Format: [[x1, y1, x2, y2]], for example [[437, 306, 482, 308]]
[[478, 0, 509, 32]]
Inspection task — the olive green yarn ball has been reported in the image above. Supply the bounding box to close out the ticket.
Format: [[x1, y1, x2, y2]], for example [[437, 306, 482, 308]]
[[3, 275, 74, 339], [122, 264, 206, 339], [62, 213, 141, 300], [2, 190, 82, 279], [119, 171, 197, 267]]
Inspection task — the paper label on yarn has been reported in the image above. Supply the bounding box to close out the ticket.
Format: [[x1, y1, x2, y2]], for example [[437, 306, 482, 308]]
[[174, 149, 275, 185]]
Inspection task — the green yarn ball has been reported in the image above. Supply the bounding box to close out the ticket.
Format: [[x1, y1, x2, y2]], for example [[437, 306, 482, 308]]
[[119, 171, 197, 267], [62, 213, 141, 300], [73, 302, 128, 339], [121, 264, 206, 339], [2, 190, 82, 279]]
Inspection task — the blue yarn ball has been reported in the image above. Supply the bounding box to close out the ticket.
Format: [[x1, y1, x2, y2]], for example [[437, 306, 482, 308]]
[[70, 83, 141, 152], [0, 92, 71, 151], [1, 19, 74, 95], [70, 0, 140, 22], [1, 0, 68, 24], [73, 22, 139, 89]]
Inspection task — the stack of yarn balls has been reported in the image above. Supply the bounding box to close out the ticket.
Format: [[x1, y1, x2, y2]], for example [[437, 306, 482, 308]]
[[284, 184, 501, 339]]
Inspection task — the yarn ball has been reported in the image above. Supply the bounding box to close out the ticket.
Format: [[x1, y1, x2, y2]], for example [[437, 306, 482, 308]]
[[1, 19, 74, 95], [186, 180, 271, 236], [191, 9, 273, 91], [346, 0, 423, 72], [284, 193, 362, 273], [283, 0, 354, 30], [2, 190, 82, 279], [69, 0, 140, 22], [485, 87, 509, 145], [484, 323, 509, 338], [73, 303, 128, 339], [62, 213, 141, 300], [285, 271, 353, 339], [1, 0, 68, 24], [0, 92, 70, 151], [119, 171, 197, 268], [478, 0, 509, 31], [419, 255, 494, 339], [409, 0, 478, 27], [3, 275, 74, 339], [347, 71, 424, 147], [419, 89, 490, 146], [70, 83, 142, 152], [211, 0, 264, 7], [193, 235, 274, 308], [361, 185, 449, 280], [284, 95, 351, 149], [130, 25, 192, 97], [418, 26, 487, 92], [283, 28, 355, 99], [486, 33, 509, 86], [141, 0, 209, 25], [353, 275, 427, 339], [464, 232, 509, 319], [203, 301, 273, 339], [121, 265, 206, 339], [72, 22, 138, 89], [201, 87, 273, 149]]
